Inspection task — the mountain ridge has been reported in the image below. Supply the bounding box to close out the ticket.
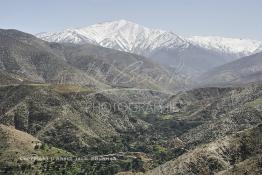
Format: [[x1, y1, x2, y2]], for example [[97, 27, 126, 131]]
[[0, 28, 182, 91], [36, 19, 262, 58]]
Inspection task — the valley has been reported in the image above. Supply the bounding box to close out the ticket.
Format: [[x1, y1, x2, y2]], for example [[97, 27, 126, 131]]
[[0, 82, 261, 174]]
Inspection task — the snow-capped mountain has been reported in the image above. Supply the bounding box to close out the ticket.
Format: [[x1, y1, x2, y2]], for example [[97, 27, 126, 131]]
[[36, 20, 262, 58], [187, 36, 262, 57], [37, 19, 189, 56], [36, 19, 262, 77]]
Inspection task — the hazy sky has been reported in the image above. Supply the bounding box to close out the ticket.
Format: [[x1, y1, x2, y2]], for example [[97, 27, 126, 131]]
[[1, 0, 261, 40]]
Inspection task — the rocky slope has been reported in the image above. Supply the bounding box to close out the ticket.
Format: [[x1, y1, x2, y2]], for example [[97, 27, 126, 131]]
[[0, 71, 25, 85], [0, 29, 105, 88], [145, 124, 262, 175]]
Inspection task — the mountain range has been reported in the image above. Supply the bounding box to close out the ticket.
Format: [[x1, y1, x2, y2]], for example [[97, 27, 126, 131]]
[[37, 20, 262, 58], [1, 21, 262, 90], [0, 29, 182, 91], [37, 20, 262, 76]]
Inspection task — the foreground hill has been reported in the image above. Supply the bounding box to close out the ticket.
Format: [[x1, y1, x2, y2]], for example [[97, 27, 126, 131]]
[[0, 124, 73, 174], [145, 124, 262, 175], [0, 83, 261, 174]]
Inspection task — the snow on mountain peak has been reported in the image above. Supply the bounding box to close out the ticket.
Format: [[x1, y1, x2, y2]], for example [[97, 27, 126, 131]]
[[187, 36, 262, 57], [36, 20, 188, 55], [36, 20, 262, 57]]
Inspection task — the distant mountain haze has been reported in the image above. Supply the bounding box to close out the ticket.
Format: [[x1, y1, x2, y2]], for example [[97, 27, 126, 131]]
[[195, 51, 262, 87]]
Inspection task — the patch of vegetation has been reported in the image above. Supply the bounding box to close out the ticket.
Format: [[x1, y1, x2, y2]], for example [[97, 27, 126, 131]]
[[51, 84, 94, 94], [160, 115, 174, 120], [246, 98, 262, 108]]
